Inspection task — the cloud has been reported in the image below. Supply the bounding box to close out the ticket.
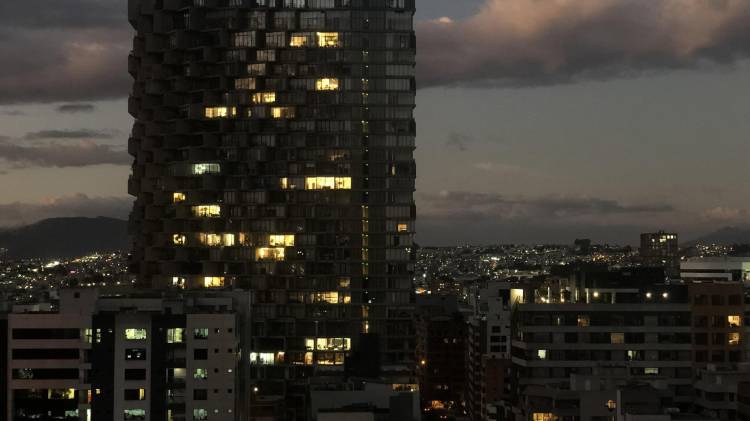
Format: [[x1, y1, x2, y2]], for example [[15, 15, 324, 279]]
[[0, 194, 131, 227], [0, 0, 131, 104], [417, 191, 682, 245], [418, 0, 750, 88], [23, 129, 116, 140], [0, 109, 24, 116], [0, 140, 130, 168], [420, 191, 674, 219], [701, 206, 749, 223], [445, 132, 474, 151], [57, 103, 95, 113]]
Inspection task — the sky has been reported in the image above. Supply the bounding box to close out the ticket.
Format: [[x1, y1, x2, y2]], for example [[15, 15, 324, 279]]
[[1, 0, 749, 245]]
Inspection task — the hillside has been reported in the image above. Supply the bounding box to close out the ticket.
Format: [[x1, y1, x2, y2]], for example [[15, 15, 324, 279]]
[[0, 217, 129, 259]]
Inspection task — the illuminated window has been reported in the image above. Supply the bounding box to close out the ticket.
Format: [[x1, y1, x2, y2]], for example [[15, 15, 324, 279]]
[[611, 333, 625, 344], [728, 332, 740, 346], [194, 328, 209, 339], [199, 233, 234, 247], [191, 163, 220, 175], [125, 329, 147, 340], [250, 352, 283, 365], [532, 413, 555, 421], [172, 234, 186, 246], [234, 77, 256, 90], [205, 106, 236, 118], [311, 291, 350, 304], [536, 349, 547, 360], [271, 107, 295, 119], [203, 276, 225, 288], [290, 34, 312, 47], [606, 399, 616, 410], [577, 315, 590, 327], [192, 205, 221, 218], [339, 277, 351, 288], [728, 315, 741, 327], [304, 352, 313, 365], [124, 409, 146, 420], [644, 367, 659, 375], [257, 247, 285, 261], [313, 337, 351, 351], [305, 176, 351, 190], [316, 78, 339, 91], [172, 277, 185, 289], [252, 92, 276, 104], [269, 234, 295, 247], [173, 192, 186, 203], [167, 328, 184, 344], [317, 32, 340, 47], [193, 369, 208, 380], [397, 223, 408, 232]]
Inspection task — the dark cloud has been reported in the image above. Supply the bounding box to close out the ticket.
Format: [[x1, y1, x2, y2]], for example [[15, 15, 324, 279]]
[[24, 129, 116, 140], [0, 194, 131, 227], [445, 132, 473, 152], [0, 0, 131, 104], [0, 109, 24, 116], [0, 140, 130, 168], [417, 191, 682, 245], [418, 0, 750, 88], [57, 103, 96, 113], [420, 191, 674, 219]]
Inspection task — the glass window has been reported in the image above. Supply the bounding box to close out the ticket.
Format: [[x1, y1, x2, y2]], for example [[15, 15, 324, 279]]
[[194, 328, 209, 340], [192, 205, 221, 218], [256, 247, 285, 261], [204, 276, 225, 288], [125, 329, 147, 341], [167, 328, 184, 344], [193, 408, 208, 421], [193, 368, 208, 380], [205, 106, 236, 119], [124, 409, 146, 420], [315, 78, 339, 91], [317, 32, 340, 47], [191, 163, 220, 175], [173, 192, 186, 203], [269, 234, 295, 247]]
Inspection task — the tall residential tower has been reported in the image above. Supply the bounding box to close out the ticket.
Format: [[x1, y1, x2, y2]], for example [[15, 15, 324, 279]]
[[127, 0, 416, 418]]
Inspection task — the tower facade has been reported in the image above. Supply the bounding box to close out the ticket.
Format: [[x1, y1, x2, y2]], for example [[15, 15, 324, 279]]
[[127, 0, 416, 417]]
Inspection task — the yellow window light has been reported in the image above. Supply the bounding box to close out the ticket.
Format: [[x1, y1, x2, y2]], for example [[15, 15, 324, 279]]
[[269, 234, 295, 247], [193, 205, 221, 218], [317, 32, 340, 47], [252, 92, 276, 104], [316, 78, 339, 91], [256, 247, 285, 261], [305, 176, 351, 190], [204, 276, 225, 288], [173, 192, 186, 203]]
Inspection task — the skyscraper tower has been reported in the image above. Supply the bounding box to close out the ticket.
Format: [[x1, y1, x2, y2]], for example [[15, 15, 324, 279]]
[[127, 0, 416, 418]]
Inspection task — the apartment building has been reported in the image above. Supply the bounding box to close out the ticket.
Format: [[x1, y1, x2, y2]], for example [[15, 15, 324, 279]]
[[5, 291, 94, 421], [415, 295, 466, 414], [465, 281, 515, 421], [640, 232, 680, 272], [126, 0, 417, 417], [3, 289, 249, 421]]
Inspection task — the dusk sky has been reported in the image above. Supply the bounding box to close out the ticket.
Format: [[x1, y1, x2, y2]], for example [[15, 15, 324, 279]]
[[1, 0, 749, 245]]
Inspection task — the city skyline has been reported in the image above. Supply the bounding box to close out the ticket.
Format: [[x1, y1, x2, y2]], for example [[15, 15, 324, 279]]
[[2, 0, 750, 245]]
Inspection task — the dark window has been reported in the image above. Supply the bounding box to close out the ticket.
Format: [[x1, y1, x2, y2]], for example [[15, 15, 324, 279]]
[[124, 388, 145, 400], [194, 389, 208, 400], [124, 369, 147, 380], [12, 328, 80, 340], [12, 348, 79, 360], [194, 349, 208, 360]]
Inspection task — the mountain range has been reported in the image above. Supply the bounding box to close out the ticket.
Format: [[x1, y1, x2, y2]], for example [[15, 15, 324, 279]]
[[0, 217, 129, 259], [0, 217, 749, 260]]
